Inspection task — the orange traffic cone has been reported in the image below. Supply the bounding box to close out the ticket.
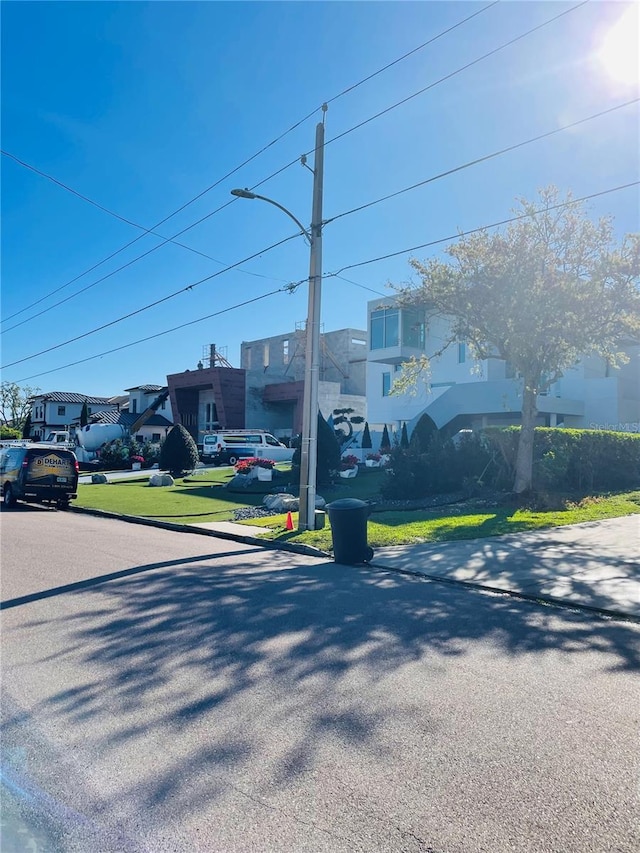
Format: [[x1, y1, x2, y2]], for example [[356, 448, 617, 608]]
[[285, 511, 294, 531]]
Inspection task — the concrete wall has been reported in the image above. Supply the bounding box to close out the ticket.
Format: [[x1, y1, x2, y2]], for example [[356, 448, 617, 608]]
[[241, 327, 367, 396]]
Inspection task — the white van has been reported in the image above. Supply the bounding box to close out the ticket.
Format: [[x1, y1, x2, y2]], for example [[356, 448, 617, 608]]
[[201, 431, 294, 465]]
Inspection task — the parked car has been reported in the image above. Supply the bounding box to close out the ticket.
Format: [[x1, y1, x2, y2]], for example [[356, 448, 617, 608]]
[[0, 443, 79, 509], [201, 431, 295, 466]]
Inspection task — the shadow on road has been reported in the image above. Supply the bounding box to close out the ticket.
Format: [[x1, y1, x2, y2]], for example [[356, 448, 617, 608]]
[[3, 545, 640, 851]]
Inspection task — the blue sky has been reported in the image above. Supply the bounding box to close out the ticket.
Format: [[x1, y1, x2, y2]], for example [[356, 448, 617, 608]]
[[2, 0, 638, 398]]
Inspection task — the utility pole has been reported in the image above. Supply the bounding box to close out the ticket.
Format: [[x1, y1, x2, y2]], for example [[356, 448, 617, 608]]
[[298, 114, 325, 531]]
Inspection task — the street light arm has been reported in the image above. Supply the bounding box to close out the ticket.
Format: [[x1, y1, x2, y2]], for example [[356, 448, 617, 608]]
[[230, 188, 312, 244]]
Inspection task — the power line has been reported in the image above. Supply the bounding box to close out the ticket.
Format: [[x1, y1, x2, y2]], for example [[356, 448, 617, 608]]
[[7, 89, 628, 372], [9, 179, 636, 383], [12, 282, 305, 384], [333, 275, 387, 297], [1, 149, 291, 285], [320, 0, 590, 154], [0, 122, 318, 327], [324, 99, 640, 226], [1, 231, 302, 370], [326, 181, 640, 277], [323, 1, 500, 105], [2, 2, 498, 326], [3, 1, 579, 334]]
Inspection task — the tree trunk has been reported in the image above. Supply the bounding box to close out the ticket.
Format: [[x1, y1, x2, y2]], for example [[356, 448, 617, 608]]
[[513, 380, 538, 494]]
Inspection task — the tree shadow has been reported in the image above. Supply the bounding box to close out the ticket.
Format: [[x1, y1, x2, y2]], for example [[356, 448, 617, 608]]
[[373, 524, 640, 620], [4, 547, 637, 836]]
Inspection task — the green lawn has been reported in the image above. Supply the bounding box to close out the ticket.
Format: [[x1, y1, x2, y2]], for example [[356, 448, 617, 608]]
[[74, 467, 269, 524], [252, 491, 640, 550], [75, 467, 640, 550], [75, 466, 385, 525]]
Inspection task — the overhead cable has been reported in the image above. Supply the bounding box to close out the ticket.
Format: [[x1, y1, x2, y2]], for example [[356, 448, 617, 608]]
[[324, 98, 640, 225], [326, 181, 640, 276], [12, 281, 305, 384], [1, 232, 302, 369], [9, 178, 636, 382], [2, 1, 498, 326]]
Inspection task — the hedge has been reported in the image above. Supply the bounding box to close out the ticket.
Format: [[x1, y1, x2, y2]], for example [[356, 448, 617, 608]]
[[381, 426, 640, 499], [483, 426, 640, 492]]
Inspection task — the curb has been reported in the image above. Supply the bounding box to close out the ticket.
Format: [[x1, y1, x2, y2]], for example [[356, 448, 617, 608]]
[[69, 506, 331, 560], [369, 561, 640, 624]]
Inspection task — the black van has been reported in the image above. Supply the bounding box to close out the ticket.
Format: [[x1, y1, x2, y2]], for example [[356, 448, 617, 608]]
[[0, 443, 79, 509]]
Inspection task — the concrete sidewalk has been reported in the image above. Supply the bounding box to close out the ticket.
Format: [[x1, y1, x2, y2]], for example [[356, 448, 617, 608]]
[[371, 515, 640, 619]]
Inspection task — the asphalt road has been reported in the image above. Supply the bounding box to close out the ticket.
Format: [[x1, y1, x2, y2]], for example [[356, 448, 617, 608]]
[[1, 508, 639, 853]]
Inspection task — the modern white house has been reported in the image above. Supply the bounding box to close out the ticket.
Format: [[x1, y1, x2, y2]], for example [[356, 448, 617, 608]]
[[366, 296, 640, 440], [28, 392, 118, 441]]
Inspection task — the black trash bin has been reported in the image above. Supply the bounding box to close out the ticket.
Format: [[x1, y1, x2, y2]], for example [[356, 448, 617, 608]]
[[326, 498, 374, 564]]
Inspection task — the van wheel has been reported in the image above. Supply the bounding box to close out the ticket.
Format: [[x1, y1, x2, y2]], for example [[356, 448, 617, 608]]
[[3, 485, 16, 509], [228, 455, 238, 466], [57, 499, 70, 510]]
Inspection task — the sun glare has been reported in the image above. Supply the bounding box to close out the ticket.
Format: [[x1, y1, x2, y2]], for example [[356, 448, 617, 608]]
[[598, 7, 640, 86]]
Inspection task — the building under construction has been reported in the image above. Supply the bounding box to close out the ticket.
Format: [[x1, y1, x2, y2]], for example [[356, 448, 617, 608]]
[[166, 333, 367, 446], [241, 326, 367, 440]]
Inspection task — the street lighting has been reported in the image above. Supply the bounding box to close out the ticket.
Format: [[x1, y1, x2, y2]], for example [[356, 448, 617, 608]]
[[230, 113, 326, 532], [230, 189, 311, 244]]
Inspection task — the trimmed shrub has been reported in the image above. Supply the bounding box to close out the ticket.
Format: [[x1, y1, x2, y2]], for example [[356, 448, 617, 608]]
[[409, 414, 438, 452], [291, 412, 341, 487], [381, 432, 492, 499], [400, 422, 409, 449], [380, 424, 391, 453], [159, 425, 199, 477], [361, 422, 372, 450]]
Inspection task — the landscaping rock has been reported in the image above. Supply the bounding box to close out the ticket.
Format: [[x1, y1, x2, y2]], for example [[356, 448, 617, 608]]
[[262, 493, 326, 513], [91, 473, 108, 484], [227, 474, 253, 489], [149, 473, 174, 487]]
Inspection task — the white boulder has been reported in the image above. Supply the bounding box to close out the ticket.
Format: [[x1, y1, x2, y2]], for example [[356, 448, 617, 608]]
[[149, 473, 175, 487]]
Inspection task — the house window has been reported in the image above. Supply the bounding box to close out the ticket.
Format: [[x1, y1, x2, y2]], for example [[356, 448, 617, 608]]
[[152, 433, 161, 442], [87, 407, 92, 415], [131, 399, 137, 414], [57, 406, 66, 416], [371, 309, 399, 350], [382, 372, 391, 397], [402, 310, 425, 348], [283, 339, 289, 364], [263, 344, 269, 368], [458, 343, 466, 364]]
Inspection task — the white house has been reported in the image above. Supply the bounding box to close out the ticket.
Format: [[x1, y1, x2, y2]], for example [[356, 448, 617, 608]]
[[125, 385, 173, 441], [89, 384, 174, 444], [29, 392, 118, 441], [366, 296, 640, 441]]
